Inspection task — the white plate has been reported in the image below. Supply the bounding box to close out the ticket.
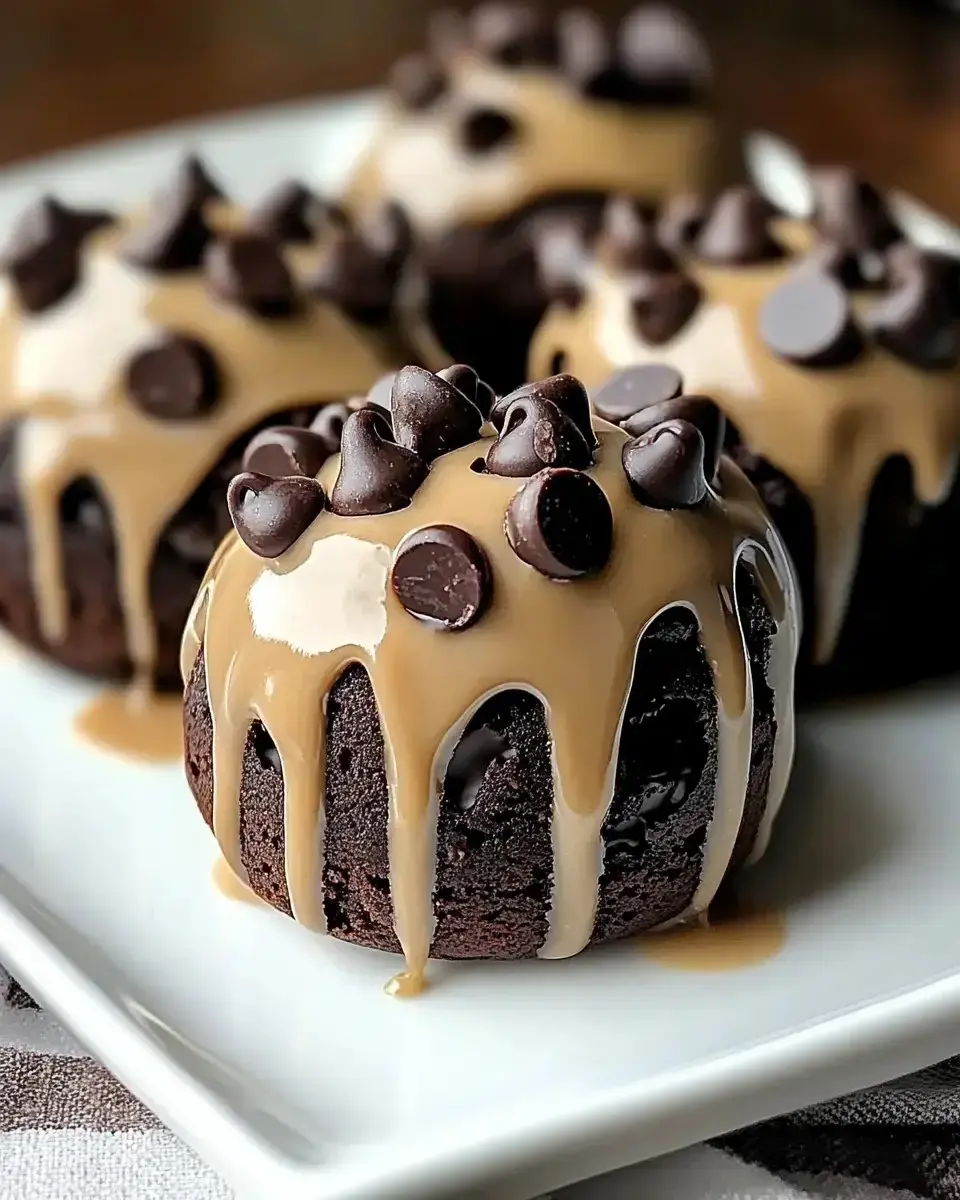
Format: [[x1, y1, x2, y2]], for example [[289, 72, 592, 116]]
[[2, 103, 960, 1200]]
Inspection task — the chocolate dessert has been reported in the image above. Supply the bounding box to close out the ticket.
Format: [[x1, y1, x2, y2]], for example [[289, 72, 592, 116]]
[[182, 366, 798, 991], [529, 174, 960, 694]]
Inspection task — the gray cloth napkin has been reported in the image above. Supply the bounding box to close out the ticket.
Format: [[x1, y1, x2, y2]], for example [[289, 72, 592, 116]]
[[1, 965, 955, 1200]]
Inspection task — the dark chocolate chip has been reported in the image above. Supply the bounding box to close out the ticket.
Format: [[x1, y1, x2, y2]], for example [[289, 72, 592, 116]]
[[617, 4, 711, 106], [436, 363, 496, 417], [392, 524, 491, 630], [124, 180, 213, 272], [657, 193, 708, 252], [311, 204, 410, 326], [390, 54, 447, 110], [486, 395, 593, 477], [601, 197, 675, 273], [470, 4, 560, 67], [174, 155, 226, 207], [866, 259, 960, 369], [696, 186, 783, 266], [242, 426, 330, 479], [558, 8, 616, 97], [391, 365, 484, 461], [0, 196, 114, 313], [310, 402, 351, 454], [622, 392, 725, 481], [446, 726, 513, 810], [460, 108, 519, 154], [758, 272, 864, 367], [811, 168, 902, 254], [505, 467, 613, 578], [798, 238, 883, 290], [205, 233, 299, 318], [533, 221, 588, 309], [125, 334, 221, 420], [628, 270, 702, 344], [329, 408, 428, 516], [227, 471, 326, 558], [491, 373, 595, 445], [622, 419, 707, 509], [887, 243, 960, 318], [593, 362, 683, 423], [247, 180, 326, 244]]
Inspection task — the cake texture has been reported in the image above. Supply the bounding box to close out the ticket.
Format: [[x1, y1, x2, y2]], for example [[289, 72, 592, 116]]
[[182, 366, 798, 991], [528, 173, 960, 694], [343, 3, 733, 392], [0, 158, 401, 693]]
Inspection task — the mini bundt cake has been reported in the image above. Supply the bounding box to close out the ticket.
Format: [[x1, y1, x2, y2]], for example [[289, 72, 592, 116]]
[[344, 3, 734, 391], [182, 366, 798, 992], [529, 173, 960, 694], [0, 157, 401, 698]]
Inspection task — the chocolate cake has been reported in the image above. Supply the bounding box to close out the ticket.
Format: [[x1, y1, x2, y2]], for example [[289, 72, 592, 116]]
[[182, 366, 798, 990], [529, 174, 960, 694], [344, 3, 734, 391], [0, 158, 401, 694]]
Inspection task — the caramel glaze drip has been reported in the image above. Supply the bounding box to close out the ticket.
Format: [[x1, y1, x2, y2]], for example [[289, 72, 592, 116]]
[[0, 205, 396, 695], [530, 219, 960, 661], [182, 421, 799, 994], [345, 53, 716, 237]]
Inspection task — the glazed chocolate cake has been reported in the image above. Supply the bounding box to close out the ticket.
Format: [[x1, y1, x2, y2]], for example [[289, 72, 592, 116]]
[[529, 174, 960, 693], [344, 3, 734, 391], [182, 366, 798, 990], [0, 158, 401, 695]]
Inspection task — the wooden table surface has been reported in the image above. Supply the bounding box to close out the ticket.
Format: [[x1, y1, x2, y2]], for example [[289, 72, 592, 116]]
[[1, 0, 959, 219]]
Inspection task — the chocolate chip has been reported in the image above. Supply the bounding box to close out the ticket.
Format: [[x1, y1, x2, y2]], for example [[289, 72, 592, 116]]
[[470, 4, 560, 67], [125, 335, 221, 420], [491, 373, 595, 445], [461, 108, 518, 154], [759, 272, 864, 367], [622, 392, 725, 480], [887, 243, 960, 318], [798, 238, 882, 290], [533, 221, 588, 309], [436, 363, 496, 417], [866, 259, 960, 369], [329, 409, 428, 516], [247, 180, 327, 244], [811, 168, 901, 254], [558, 8, 616, 97], [446, 726, 513, 810], [310, 403, 351, 454], [242, 426, 330, 479], [622, 419, 707, 509], [696, 186, 783, 266], [390, 54, 447, 110], [0, 197, 114, 313], [205, 233, 299, 318], [629, 270, 702, 344], [593, 363, 683, 423], [227, 471, 325, 558], [505, 467, 613, 578], [124, 178, 213, 272], [617, 4, 711, 106], [657, 193, 708, 252], [311, 204, 409, 326], [391, 365, 484, 461], [175, 155, 226, 207], [392, 524, 491, 630], [601, 197, 675, 273], [486, 395, 593, 477]]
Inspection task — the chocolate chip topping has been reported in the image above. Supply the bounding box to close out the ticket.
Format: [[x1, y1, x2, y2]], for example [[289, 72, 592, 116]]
[[124, 334, 222, 420], [759, 272, 864, 367], [123, 160, 220, 272], [622, 392, 725, 481], [175, 155, 226, 207], [695, 186, 784, 266], [628, 270, 702, 344], [486, 395, 593, 476], [617, 4, 710, 105], [799, 238, 883, 291], [227, 471, 326, 558], [621, 419, 707, 509], [460, 108, 519, 154], [887, 243, 960, 318], [329, 408, 428, 516], [391, 365, 485, 461], [601, 197, 675, 273], [242, 426, 330, 479], [0, 196, 114, 313], [247, 180, 329, 244], [533, 221, 588, 310], [811, 168, 902, 254], [311, 204, 410, 326], [505, 467, 613, 578], [205, 233, 299, 318], [392, 524, 492, 630], [437, 363, 496, 418], [470, 4, 560, 67], [310, 403, 351, 455], [390, 53, 448, 111], [866, 257, 960, 369], [657, 193, 708, 253], [491, 373, 596, 446], [593, 362, 683, 423], [558, 8, 616, 98]]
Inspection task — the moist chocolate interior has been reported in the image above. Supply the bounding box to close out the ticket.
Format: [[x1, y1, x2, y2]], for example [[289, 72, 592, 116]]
[[183, 581, 778, 959]]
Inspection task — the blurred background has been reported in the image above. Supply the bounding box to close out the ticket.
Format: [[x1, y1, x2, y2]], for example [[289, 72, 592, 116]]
[[1, 0, 959, 217]]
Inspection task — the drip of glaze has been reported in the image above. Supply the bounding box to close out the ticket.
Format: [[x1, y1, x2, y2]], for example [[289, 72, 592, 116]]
[[641, 898, 786, 971], [73, 687, 184, 762], [211, 854, 264, 906]]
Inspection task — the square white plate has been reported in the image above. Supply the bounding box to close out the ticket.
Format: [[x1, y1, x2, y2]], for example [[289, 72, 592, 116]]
[[2, 102, 960, 1200]]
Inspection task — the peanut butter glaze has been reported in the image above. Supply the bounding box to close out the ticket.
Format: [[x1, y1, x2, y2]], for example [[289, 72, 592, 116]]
[[0, 195, 398, 701], [183, 416, 798, 994], [530, 217, 960, 660]]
